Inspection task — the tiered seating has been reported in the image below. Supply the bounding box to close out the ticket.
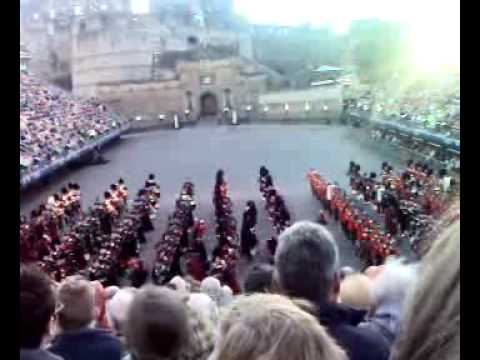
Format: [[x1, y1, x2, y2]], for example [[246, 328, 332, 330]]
[[373, 83, 460, 138], [20, 74, 126, 179]]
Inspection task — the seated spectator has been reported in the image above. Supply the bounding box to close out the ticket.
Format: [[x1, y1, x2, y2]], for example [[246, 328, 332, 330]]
[[200, 276, 232, 307], [220, 285, 234, 307], [106, 288, 137, 340], [339, 273, 373, 311], [49, 276, 122, 360], [21, 265, 63, 360], [187, 292, 219, 329], [124, 285, 214, 360], [20, 74, 126, 181], [105, 286, 120, 300], [390, 221, 459, 360], [169, 275, 190, 294], [243, 263, 274, 294], [359, 260, 418, 347], [274, 221, 390, 360], [211, 293, 348, 360]]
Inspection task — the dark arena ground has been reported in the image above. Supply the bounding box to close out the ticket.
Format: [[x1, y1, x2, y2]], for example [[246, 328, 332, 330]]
[[20, 123, 404, 283]]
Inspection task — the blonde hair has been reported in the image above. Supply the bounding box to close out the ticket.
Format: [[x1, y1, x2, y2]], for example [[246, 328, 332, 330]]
[[339, 273, 373, 310], [212, 293, 347, 360], [57, 276, 95, 331], [390, 220, 460, 360]]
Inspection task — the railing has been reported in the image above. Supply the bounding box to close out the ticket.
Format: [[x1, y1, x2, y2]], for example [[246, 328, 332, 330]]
[[344, 108, 460, 153], [371, 120, 460, 153]]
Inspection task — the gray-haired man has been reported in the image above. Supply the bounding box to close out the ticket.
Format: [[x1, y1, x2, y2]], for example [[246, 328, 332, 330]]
[[274, 221, 389, 360]]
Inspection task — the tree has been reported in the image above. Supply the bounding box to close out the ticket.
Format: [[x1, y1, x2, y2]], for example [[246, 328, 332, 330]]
[[253, 26, 346, 77], [347, 19, 413, 84]]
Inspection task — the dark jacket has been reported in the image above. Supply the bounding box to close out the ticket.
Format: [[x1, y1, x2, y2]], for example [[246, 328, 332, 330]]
[[49, 328, 122, 360], [21, 348, 64, 360], [317, 302, 390, 360]]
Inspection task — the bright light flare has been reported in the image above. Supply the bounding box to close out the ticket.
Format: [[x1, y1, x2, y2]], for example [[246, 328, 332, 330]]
[[131, 0, 150, 14], [408, 2, 460, 73]]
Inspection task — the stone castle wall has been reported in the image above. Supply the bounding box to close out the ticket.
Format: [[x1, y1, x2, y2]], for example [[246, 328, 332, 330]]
[[258, 86, 343, 121], [93, 59, 268, 119], [21, 12, 342, 123], [68, 14, 264, 118]]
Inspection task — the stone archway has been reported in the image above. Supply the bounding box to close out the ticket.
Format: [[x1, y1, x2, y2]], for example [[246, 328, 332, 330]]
[[200, 92, 218, 117]]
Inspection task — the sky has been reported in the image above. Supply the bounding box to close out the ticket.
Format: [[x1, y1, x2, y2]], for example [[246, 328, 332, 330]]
[[131, 0, 460, 70]]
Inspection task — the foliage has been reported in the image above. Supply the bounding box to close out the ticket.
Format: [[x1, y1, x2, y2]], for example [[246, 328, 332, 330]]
[[347, 19, 414, 84], [253, 26, 346, 75]]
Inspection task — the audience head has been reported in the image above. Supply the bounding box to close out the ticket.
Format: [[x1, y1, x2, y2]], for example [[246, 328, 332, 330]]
[[339, 266, 355, 280], [187, 292, 219, 327], [339, 273, 373, 311], [107, 287, 136, 336], [105, 285, 120, 300], [56, 275, 96, 331], [125, 285, 189, 360], [220, 285, 234, 307], [20, 265, 56, 349], [391, 220, 460, 360], [244, 264, 274, 294], [275, 221, 339, 303], [370, 259, 418, 314], [200, 276, 222, 304], [212, 293, 347, 360], [169, 276, 190, 294], [148, 174, 155, 180], [364, 265, 386, 280]]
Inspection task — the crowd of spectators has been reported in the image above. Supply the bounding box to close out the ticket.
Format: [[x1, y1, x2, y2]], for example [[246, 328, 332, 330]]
[[20, 74, 127, 179], [21, 217, 459, 360], [372, 82, 460, 139], [343, 77, 460, 140], [370, 127, 460, 172]]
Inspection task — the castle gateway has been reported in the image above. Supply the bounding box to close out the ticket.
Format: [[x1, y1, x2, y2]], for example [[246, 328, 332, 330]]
[[65, 12, 271, 121]]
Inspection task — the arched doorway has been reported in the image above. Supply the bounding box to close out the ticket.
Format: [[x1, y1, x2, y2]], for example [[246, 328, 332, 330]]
[[200, 92, 218, 117]]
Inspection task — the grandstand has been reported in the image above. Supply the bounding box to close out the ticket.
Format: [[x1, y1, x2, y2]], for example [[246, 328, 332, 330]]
[[20, 74, 129, 188]]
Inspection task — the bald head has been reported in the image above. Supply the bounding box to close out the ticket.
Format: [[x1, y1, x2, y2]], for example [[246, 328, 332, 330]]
[[275, 221, 340, 303]]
